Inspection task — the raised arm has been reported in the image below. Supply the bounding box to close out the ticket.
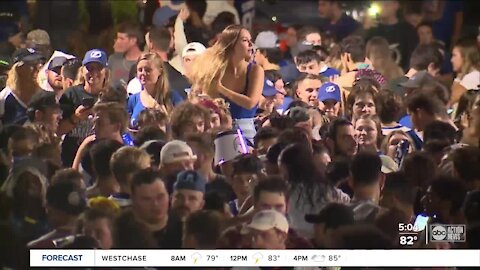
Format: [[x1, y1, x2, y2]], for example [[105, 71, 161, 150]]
[[217, 64, 264, 110], [174, 8, 189, 56], [72, 134, 96, 170]]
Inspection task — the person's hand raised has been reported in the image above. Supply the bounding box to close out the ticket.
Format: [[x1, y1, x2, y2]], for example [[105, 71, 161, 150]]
[[74, 105, 93, 122], [179, 7, 190, 22]]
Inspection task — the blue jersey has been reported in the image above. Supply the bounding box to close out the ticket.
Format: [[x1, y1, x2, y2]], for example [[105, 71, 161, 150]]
[[127, 90, 184, 127], [0, 91, 28, 126]]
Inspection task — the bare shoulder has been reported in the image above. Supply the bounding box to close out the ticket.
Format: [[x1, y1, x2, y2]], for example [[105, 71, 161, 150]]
[[249, 63, 264, 75], [248, 63, 264, 81]]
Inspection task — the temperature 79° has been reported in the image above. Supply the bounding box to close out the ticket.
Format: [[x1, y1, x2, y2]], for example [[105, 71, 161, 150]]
[[207, 255, 219, 261]]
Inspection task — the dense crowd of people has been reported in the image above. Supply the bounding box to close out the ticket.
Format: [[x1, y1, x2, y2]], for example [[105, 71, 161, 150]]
[[0, 0, 480, 269]]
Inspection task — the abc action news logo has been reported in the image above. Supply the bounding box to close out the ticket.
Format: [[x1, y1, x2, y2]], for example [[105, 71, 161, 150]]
[[429, 224, 466, 242]]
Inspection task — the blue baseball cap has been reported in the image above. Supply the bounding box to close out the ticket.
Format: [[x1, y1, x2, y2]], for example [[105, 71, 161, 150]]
[[153, 6, 179, 27], [318, 82, 341, 103], [82, 49, 108, 67], [174, 170, 206, 193], [262, 79, 279, 97]]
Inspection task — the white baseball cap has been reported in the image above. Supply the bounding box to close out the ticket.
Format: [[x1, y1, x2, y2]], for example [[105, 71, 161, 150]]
[[160, 140, 197, 165], [254, 31, 279, 49], [242, 210, 289, 234], [182, 42, 207, 58]]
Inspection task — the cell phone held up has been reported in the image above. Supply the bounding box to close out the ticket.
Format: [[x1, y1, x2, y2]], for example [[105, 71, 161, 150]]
[[81, 97, 95, 109], [394, 140, 410, 166]]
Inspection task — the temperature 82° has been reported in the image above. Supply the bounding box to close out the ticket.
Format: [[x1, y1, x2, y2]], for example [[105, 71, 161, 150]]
[[329, 255, 341, 261], [207, 255, 219, 261], [399, 235, 418, 246]]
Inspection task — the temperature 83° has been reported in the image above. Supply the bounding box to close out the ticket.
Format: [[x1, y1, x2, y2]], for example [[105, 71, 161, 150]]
[[268, 255, 280, 261]]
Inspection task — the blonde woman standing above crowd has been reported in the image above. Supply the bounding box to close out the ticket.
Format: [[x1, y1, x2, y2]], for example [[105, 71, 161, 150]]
[[189, 25, 264, 142]]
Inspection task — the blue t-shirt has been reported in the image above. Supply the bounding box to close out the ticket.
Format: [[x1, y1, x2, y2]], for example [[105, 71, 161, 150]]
[[320, 14, 361, 42], [319, 67, 340, 78], [127, 91, 184, 126], [431, 1, 464, 49]]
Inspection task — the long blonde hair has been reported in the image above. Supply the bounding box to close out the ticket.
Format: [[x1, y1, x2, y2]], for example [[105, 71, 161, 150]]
[[455, 39, 480, 79], [6, 62, 38, 95], [189, 25, 246, 96], [76, 65, 111, 92], [137, 53, 172, 113], [366, 37, 404, 81]]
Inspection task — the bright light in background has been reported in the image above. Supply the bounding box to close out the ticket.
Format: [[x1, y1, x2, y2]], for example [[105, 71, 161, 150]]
[[271, 16, 277, 22], [368, 3, 381, 17]]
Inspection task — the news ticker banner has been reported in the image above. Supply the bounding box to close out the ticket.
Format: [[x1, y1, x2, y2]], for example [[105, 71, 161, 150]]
[[31, 249, 480, 267]]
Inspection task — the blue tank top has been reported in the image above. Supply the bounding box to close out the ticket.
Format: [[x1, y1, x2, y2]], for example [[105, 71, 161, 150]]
[[225, 63, 258, 119]]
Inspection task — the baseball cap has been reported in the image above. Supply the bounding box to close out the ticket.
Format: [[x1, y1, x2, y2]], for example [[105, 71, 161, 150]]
[[46, 181, 86, 215], [82, 49, 108, 67], [291, 42, 314, 58], [11, 48, 45, 64], [380, 155, 399, 174], [140, 140, 166, 166], [182, 42, 206, 58], [242, 210, 289, 234], [0, 57, 9, 71], [27, 29, 51, 46], [160, 140, 197, 165], [47, 56, 67, 72], [255, 31, 278, 49], [28, 90, 60, 112], [174, 170, 206, 193], [153, 6, 179, 27], [399, 70, 434, 89], [262, 79, 279, 97], [287, 106, 310, 123], [305, 203, 354, 229], [318, 82, 341, 103]]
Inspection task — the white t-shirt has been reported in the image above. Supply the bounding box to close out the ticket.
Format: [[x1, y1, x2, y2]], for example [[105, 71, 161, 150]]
[[127, 78, 142, 95], [459, 70, 480, 90], [287, 187, 350, 239]]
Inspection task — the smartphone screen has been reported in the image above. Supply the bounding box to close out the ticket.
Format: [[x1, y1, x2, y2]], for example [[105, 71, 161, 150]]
[[413, 214, 429, 232]]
